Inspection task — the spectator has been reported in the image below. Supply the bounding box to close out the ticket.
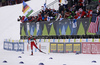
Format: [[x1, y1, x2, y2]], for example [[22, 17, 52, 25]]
[[58, 4, 64, 14], [74, 3, 79, 11], [2, 0, 6, 6], [97, 4, 100, 14], [19, 16, 28, 23], [41, 10, 45, 21], [63, 0, 68, 11], [37, 12, 42, 21], [86, 8, 92, 17], [80, 9, 86, 18]]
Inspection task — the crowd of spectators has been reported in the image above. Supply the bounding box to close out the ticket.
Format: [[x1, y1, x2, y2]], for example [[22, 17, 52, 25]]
[[18, 0, 99, 23], [0, 0, 29, 6]]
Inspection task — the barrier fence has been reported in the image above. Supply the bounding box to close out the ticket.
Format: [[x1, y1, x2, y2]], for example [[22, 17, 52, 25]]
[[20, 18, 100, 39], [3, 39, 100, 54], [3, 41, 24, 51], [50, 42, 100, 54], [50, 43, 81, 53]]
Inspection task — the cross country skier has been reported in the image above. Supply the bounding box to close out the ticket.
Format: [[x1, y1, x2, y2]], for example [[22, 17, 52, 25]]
[[27, 35, 41, 55]]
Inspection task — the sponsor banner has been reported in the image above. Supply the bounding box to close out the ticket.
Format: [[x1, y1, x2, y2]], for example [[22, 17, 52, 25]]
[[65, 39, 69, 42], [82, 42, 91, 54], [3, 41, 24, 51], [75, 39, 80, 42], [82, 39, 86, 42], [73, 44, 81, 53], [80, 39, 82, 42], [74, 39, 76, 42], [59, 39, 63, 42], [53, 39, 55, 42], [99, 39, 100, 42], [82, 42, 100, 54], [41, 39, 44, 42], [57, 44, 64, 53], [92, 39, 94, 42], [91, 43, 100, 54], [94, 39, 99, 42], [50, 44, 57, 52], [63, 39, 65, 42], [48, 39, 50, 42], [86, 39, 88, 42], [36, 39, 40, 43], [66, 44, 72, 52], [50, 39, 53, 42], [88, 39, 92, 42], [50, 43, 81, 53], [55, 39, 58, 42], [70, 39, 74, 42], [44, 39, 48, 42]]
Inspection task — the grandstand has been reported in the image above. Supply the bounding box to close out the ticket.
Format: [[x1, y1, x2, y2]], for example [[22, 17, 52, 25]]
[[20, 0, 100, 39]]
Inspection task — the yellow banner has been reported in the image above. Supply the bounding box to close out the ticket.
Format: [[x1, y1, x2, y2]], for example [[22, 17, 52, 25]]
[[51, 44, 56, 51], [66, 44, 72, 51], [73, 44, 80, 51], [58, 44, 64, 51]]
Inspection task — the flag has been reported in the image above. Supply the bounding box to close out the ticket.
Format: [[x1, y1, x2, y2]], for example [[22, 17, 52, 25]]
[[49, 22, 53, 25], [43, 3, 46, 11], [88, 16, 99, 33], [59, 0, 62, 3], [22, 1, 33, 17], [73, 19, 77, 28], [47, 16, 50, 22]]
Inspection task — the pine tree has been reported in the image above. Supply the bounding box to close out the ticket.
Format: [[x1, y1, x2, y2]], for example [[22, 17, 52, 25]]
[[77, 22, 85, 35], [59, 28, 61, 35], [42, 24, 48, 35], [21, 26, 26, 36], [49, 24, 56, 35], [33, 27, 37, 36], [66, 25, 71, 35]]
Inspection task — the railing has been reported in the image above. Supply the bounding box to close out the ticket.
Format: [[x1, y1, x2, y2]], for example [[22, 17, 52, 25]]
[[31, 0, 58, 16]]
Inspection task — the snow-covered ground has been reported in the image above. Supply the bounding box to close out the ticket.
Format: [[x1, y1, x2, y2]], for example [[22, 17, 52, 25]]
[[0, 49, 100, 65], [0, 0, 100, 65]]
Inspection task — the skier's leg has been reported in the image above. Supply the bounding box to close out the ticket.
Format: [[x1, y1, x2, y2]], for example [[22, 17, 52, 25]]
[[32, 42, 38, 49], [31, 42, 42, 52], [31, 42, 33, 55]]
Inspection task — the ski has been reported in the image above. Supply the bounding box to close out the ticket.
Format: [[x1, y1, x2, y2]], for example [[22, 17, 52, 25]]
[[38, 48, 46, 54]]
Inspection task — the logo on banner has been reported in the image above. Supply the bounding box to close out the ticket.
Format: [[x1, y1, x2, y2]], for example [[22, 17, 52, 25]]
[[65, 39, 68, 42], [55, 39, 58, 42], [82, 39, 86, 42], [76, 39, 80, 42], [60, 39, 63, 42], [70, 39, 74, 42], [94, 39, 99, 42], [88, 39, 92, 42]]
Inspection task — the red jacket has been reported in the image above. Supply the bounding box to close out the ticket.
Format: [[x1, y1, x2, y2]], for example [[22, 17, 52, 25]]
[[21, 16, 25, 23], [87, 10, 92, 17], [81, 11, 86, 18]]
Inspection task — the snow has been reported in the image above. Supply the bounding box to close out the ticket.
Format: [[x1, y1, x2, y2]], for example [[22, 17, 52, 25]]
[[0, 0, 100, 65], [0, 49, 100, 65]]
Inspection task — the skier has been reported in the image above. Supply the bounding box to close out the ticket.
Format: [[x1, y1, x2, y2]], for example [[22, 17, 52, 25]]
[[27, 35, 41, 55]]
